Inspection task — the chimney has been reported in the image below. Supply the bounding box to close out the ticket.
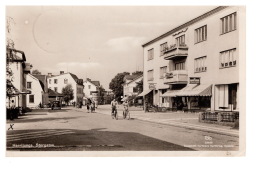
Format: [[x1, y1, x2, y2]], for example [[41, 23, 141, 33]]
[[48, 73, 52, 77], [60, 71, 64, 75]]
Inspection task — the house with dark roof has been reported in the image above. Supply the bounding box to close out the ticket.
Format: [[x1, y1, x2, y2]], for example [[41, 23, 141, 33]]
[[47, 71, 84, 104]]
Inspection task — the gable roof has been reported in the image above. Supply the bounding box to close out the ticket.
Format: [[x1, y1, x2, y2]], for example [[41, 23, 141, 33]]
[[127, 74, 143, 85], [124, 75, 140, 81], [91, 81, 100, 87]]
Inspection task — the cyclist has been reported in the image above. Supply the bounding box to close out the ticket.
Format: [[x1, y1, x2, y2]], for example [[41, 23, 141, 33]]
[[122, 100, 129, 119], [111, 98, 118, 118]]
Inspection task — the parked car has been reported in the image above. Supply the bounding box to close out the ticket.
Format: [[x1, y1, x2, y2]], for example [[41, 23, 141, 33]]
[[51, 101, 61, 110]]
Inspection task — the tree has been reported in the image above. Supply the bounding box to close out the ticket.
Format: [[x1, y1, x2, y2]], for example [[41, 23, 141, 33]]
[[132, 71, 143, 76], [109, 72, 130, 100], [32, 69, 42, 75], [62, 84, 74, 105], [6, 17, 16, 100]]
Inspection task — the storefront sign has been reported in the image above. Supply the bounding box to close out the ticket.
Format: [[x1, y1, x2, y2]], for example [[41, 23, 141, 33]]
[[149, 83, 156, 90], [190, 77, 200, 84]]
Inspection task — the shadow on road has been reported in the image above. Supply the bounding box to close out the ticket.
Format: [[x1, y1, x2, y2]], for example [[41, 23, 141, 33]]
[[6, 128, 195, 151], [7, 117, 79, 124]]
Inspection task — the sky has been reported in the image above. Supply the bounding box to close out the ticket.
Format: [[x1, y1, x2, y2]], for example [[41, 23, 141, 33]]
[[6, 6, 217, 90]]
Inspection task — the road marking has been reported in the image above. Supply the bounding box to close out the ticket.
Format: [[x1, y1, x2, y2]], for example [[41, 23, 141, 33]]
[[7, 130, 75, 142]]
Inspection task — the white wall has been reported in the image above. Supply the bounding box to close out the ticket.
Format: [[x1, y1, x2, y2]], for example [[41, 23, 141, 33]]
[[83, 81, 97, 97], [26, 74, 43, 108]]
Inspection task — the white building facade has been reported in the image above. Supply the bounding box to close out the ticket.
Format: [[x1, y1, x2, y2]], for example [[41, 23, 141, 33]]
[[47, 72, 84, 104], [142, 6, 245, 111], [26, 74, 44, 108]]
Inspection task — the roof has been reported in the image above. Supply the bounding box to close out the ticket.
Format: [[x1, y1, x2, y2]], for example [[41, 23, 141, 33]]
[[48, 89, 63, 97], [91, 81, 100, 87], [142, 6, 227, 47], [47, 72, 83, 85], [6, 47, 26, 62], [124, 75, 140, 81], [127, 74, 143, 85]]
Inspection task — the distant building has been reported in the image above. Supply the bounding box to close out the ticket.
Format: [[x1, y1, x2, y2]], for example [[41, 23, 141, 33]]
[[83, 78, 101, 105], [47, 71, 84, 104], [33, 74, 49, 106], [141, 6, 245, 111], [6, 48, 32, 109], [123, 74, 143, 97]]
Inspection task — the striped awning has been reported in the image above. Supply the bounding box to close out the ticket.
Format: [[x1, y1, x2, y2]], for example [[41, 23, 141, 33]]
[[161, 84, 212, 97], [161, 90, 181, 97], [176, 84, 212, 96]]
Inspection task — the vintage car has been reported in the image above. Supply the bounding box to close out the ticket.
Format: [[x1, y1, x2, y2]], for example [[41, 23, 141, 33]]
[[51, 101, 61, 110]]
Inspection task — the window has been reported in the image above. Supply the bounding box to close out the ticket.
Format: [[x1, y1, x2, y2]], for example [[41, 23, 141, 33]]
[[54, 87, 58, 92], [176, 35, 185, 46], [54, 79, 58, 84], [175, 62, 185, 70], [49, 79, 51, 84], [64, 79, 68, 84], [195, 25, 207, 43], [160, 66, 167, 78], [221, 12, 237, 34], [148, 48, 154, 60], [88, 85, 91, 89], [147, 70, 154, 81], [29, 95, 34, 103], [220, 48, 236, 68], [195, 56, 207, 72], [27, 82, 32, 89], [160, 42, 168, 56]]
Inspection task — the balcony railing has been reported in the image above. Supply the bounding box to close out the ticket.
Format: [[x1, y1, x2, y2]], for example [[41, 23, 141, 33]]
[[163, 70, 188, 84], [163, 44, 188, 60]]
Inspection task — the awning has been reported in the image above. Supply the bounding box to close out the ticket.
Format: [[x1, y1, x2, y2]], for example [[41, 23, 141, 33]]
[[161, 90, 181, 97], [176, 84, 212, 96], [137, 89, 152, 97], [156, 84, 169, 90]]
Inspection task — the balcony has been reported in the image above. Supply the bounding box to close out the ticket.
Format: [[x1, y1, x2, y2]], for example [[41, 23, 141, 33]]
[[163, 70, 188, 84], [163, 44, 188, 60]]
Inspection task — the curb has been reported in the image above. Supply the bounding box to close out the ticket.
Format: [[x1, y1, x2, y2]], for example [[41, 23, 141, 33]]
[[96, 110, 239, 137]]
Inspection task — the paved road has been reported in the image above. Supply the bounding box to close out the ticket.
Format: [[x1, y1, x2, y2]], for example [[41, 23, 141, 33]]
[[6, 108, 239, 151]]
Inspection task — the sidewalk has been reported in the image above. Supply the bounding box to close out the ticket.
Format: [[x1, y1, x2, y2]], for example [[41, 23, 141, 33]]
[[93, 105, 239, 137]]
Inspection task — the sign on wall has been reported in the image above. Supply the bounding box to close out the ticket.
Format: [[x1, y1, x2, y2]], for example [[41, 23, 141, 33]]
[[189, 77, 200, 84]]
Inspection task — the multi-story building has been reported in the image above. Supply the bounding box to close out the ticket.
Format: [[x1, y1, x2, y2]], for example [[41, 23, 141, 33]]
[[26, 74, 44, 108], [141, 6, 245, 111], [47, 71, 84, 104], [6, 48, 32, 109], [83, 78, 101, 105]]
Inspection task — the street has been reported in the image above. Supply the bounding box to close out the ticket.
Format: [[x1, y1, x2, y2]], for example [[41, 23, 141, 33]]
[[6, 107, 239, 151]]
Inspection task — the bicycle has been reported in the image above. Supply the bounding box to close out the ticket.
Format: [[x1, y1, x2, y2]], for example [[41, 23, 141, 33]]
[[123, 107, 130, 120]]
